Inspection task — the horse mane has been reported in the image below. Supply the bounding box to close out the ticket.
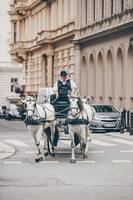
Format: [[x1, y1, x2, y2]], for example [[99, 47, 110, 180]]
[[77, 97, 84, 112]]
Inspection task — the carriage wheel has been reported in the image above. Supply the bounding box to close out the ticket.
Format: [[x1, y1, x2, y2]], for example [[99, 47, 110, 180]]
[[47, 138, 55, 157]]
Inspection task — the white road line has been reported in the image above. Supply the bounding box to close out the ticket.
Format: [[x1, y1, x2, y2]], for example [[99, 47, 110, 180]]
[[112, 160, 131, 163], [110, 138, 133, 145], [4, 161, 22, 164], [4, 139, 29, 147], [77, 160, 95, 163], [40, 161, 59, 164], [89, 150, 105, 154], [91, 139, 116, 146], [120, 150, 133, 153], [25, 151, 35, 154]]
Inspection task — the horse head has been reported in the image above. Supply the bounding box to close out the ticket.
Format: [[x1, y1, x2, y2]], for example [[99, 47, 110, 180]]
[[69, 96, 83, 118], [22, 96, 36, 118]]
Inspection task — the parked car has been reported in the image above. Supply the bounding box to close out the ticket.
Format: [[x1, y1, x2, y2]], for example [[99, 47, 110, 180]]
[[90, 104, 121, 132], [5, 104, 22, 120]]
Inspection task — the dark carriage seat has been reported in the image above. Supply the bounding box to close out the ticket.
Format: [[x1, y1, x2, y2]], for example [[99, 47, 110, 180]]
[[50, 94, 70, 118]]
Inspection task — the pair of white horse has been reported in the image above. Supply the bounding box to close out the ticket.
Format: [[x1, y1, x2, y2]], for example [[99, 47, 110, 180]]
[[23, 95, 92, 163]]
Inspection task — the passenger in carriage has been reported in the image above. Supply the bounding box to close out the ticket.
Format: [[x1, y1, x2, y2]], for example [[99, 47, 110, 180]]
[[51, 70, 77, 104]]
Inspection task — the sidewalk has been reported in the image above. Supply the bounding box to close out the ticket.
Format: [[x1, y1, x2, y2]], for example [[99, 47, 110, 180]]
[[0, 141, 16, 160], [106, 131, 133, 140]]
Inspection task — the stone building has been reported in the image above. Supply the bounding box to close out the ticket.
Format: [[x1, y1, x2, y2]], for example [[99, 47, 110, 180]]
[[9, 0, 133, 109], [0, 0, 24, 108], [0, 62, 23, 107]]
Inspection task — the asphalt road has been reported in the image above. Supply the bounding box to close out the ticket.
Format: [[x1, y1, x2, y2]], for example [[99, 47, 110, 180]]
[[0, 120, 133, 200]]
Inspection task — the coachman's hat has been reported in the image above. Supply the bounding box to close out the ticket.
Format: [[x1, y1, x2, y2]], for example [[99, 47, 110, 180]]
[[60, 70, 68, 77]]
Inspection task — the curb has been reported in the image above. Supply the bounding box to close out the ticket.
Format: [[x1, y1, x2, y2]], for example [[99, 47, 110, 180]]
[[0, 141, 16, 160]]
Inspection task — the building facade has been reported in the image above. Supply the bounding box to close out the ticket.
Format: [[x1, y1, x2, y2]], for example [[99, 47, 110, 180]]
[[9, 0, 133, 109], [0, 0, 24, 108], [0, 62, 23, 107]]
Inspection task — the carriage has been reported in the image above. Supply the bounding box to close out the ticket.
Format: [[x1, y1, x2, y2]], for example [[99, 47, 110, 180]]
[[24, 88, 92, 162], [37, 87, 71, 154]]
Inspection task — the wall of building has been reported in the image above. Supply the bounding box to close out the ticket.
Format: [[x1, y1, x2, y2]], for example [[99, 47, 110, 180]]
[[0, 0, 11, 62], [9, 0, 133, 109], [0, 64, 23, 107], [80, 33, 133, 110]]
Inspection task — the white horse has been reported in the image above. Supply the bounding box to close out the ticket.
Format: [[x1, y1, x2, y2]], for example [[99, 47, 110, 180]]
[[68, 96, 92, 163], [23, 96, 56, 162]]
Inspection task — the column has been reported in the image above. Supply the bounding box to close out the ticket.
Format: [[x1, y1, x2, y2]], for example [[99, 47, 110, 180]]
[[81, 0, 87, 26], [47, 54, 53, 87], [70, 0, 75, 20], [75, 0, 82, 29], [74, 44, 81, 93], [64, 0, 69, 24]]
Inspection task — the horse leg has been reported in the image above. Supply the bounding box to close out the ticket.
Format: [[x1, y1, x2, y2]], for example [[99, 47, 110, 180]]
[[81, 126, 88, 159], [33, 126, 43, 162], [69, 126, 76, 163], [43, 131, 49, 157], [50, 126, 56, 157], [84, 126, 91, 157]]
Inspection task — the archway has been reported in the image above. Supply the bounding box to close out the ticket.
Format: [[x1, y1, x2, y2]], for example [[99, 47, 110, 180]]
[[106, 50, 113, 102], [127, 45, 133, 107], [116, 47, 124, 107], [81, 56, 88, 97], [88, 54, 96, 100], [97, 52, 104, 102]]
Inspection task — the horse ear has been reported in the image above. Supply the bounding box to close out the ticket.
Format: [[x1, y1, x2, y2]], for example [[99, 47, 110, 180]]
[[33, 95, 37, 101], [21, 99, 26, 104]]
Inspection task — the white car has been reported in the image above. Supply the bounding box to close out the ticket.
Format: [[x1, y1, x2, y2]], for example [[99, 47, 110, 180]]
[[91, 104, 121, 132], [5, 104, 21, 120]]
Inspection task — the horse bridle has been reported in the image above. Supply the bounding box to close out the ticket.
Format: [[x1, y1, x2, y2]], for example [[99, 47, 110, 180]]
[[69, 96, 81, 118], [25, 99, 36, 116]]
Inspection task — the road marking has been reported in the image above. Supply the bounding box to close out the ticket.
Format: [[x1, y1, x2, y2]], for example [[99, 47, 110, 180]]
[[91, 139, 116, 146], [77, 160, 95, 163], [89, 150, 105, 154], [40, 161, 59, 164], [110, 138, 133, 145], [120, 150, 133, 153], [25, 151, 35, 154], [4, 139, 29, 147], [4, 161, 22, 164], [112, 160, 131, 163]]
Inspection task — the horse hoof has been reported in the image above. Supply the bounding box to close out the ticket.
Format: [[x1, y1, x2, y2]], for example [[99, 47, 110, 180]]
[[35, 158, 40, 163], [39, 157, 43, 161], [70, 158, 76, 163], [83, 154, 88, 159], [44, 152, 49, 157], [51, 153, 55, 157]]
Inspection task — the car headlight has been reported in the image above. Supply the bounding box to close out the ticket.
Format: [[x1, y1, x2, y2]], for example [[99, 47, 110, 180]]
[[93, 116, 101, 121]]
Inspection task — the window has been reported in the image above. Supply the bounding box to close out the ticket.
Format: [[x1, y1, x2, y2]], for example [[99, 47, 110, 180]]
[[86, 0, 88, 24], [111, 0, 113, 15], [121, 0, 124, 12], [14, 22, 17, 43], [102, 0, 104, 18], [93, 0, 95, 21], [11, 78, 18, 92]]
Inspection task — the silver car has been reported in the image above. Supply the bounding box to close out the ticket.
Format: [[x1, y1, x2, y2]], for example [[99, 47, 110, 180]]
[[91, 104, 121, 132]]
